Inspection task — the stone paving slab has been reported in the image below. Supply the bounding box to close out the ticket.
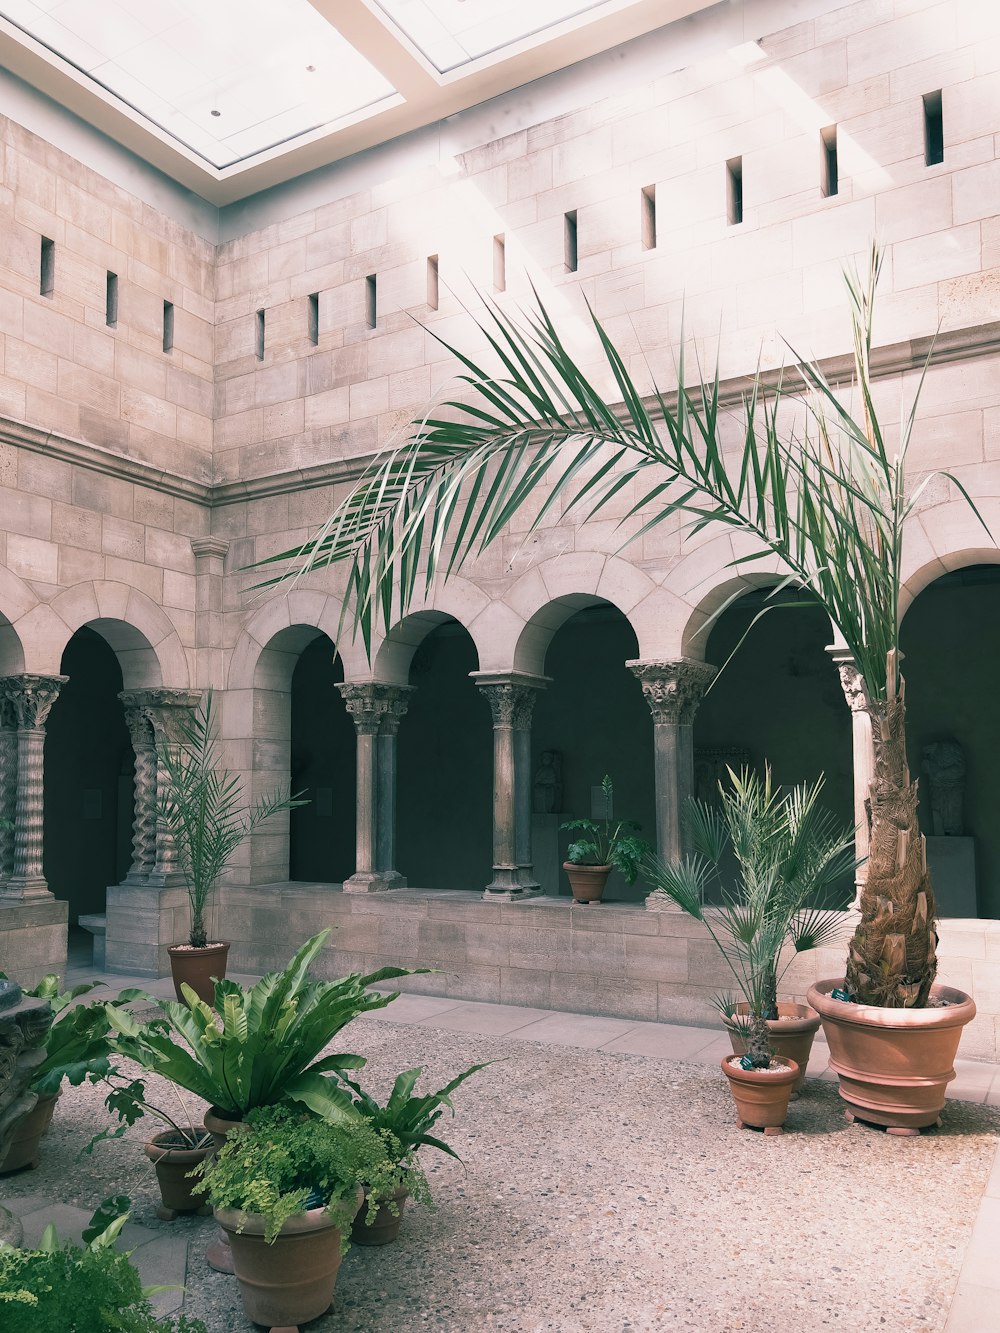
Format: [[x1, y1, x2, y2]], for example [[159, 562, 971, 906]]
[[6, 1197, 188, 1315]]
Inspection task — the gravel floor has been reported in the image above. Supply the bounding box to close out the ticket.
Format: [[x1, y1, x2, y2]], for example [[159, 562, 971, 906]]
[[2, 1014, 997, 1333]]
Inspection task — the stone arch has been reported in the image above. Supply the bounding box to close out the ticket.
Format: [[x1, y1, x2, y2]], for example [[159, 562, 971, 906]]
[[43, 581, 190, 687], [228, 590, 369, 692], [370, 577, 488, 684], [901, 499, 1000, 618], [0, 565, 35, 675]]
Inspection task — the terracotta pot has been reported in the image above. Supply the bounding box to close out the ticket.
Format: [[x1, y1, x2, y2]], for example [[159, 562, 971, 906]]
[[168, 941, 230, 1007], [563, 862, 611, 904], [203, 1108, 244, 1274], [0, 1090, 59, 1173], [723, 1002, 822, 1094], [216, 1195, 359, 1330], [807, 978, 977, 1133], [720, 1055, 799, 1135], [351, 1185, 408, 1246], [144, 1130, 214, 1221]]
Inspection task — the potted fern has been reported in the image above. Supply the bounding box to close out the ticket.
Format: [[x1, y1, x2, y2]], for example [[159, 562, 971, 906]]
[[157, 688, 306, 1004], [261, 242, 987, 1134], [560, 774, 651, 903]]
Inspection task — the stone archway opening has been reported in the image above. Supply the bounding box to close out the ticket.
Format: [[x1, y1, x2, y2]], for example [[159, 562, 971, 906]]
[[901, 562, 1000, 919], [530, 601, 649, 902], [289, 633, 354, 883], [694, 584, 853, 903], [45, 626, 134, 926]]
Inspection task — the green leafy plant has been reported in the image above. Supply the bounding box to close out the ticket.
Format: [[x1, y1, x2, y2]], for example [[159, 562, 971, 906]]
[[193, 1103, 397, 1243], [645, 768, 855, 1066], [104, 930, 417, 1122], [0, 1197, 207, 1333], [560, 775, 651, 884], [158, 689, 308, 948], [83, 1075, 212, 1155], [0, 974, 144, 1098], [258, 243, 992, 1008]]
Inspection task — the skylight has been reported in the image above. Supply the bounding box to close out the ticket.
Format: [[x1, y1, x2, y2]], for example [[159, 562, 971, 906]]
[[0, 0, 396, 168], [373, 0, 625, 73]]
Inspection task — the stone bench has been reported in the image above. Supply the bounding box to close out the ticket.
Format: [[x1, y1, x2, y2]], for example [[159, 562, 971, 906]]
[[78, 914, 106, 970]]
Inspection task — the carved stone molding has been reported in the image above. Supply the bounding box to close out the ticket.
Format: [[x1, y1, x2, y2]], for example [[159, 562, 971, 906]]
[[4, 675, 67, 731], [337, 683, 414, 736], [472, 673, 549, 729], [826, 646, 870, 713], [627, 659, 717, 725], [142, 689, 203, 747], [191, 536, 230, 561]]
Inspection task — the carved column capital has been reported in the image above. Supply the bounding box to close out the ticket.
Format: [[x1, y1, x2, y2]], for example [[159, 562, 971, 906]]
[[4, 676, 67, 730], [190, 536, 230, 562], [141, 689, 203, 746], [826, 645, 870, 713], [337, 682, 414, 737], [627, 659, 716, 725], [472, 672, 549, 729]]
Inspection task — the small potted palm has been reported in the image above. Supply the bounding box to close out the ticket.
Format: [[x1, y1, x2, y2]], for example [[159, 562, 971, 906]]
[[560, 775, 651, 903], [157, 689, 307, 1004], [192, 1103, 396, 1329], [342, 1061, 488, 1244], [645, 768, 854, 1132]]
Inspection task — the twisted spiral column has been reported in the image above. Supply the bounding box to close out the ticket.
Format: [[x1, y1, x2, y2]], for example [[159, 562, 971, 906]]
[[118, 691, 159, 883], [0, 700, 18, 889], [2, 676, 66, 901], [143, 690, 202, 887]]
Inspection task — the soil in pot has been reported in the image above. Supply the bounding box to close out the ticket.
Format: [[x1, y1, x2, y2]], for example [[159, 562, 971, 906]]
[[807, 978, 976, 1134], [563, 862, 611, 904], [723, 1002, 822, 1095], [720, 1056, 799, 1135], [216, 1198, 358, 1330], [351, 1186, 408, 1246], [0, 1090, 59, 1174], [144, 1130, 214, 1221], [168, 941, 230, 1006]]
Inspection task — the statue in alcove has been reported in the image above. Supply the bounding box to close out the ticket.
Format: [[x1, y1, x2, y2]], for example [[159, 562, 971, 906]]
[[921, 738, 966, 836], [532, 750, 562, 814]]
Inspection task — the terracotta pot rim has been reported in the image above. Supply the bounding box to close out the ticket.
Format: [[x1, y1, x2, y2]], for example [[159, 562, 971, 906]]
[[562, 861, 611, 872], [807, 978, 976, 1030], [722, 1001, 820, 1031], [168, 941, 230, 955], [216, 1188, 363, 1239], [144, 1130, 213, 1162], [720, 1055, 799, 1085]]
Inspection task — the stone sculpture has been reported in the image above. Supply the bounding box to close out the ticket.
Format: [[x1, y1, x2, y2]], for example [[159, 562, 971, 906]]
[[532, 750, 562, 814], [921, 738, 966, 837]]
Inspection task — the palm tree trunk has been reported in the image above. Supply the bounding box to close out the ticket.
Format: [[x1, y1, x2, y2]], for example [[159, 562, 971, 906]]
[[846, 680, 938, 1007], [747, 1010, 772, 1068]]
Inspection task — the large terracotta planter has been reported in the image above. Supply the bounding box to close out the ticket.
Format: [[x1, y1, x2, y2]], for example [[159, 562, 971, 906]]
[[216, 1198, 358, 1330], [563, 862, 611, 904], [807, 978, 977, 1133], [720, 1056, 799, 1135], [723, 1002, 822, 1094], [144, 1130, 214, 1221], [168, 941, 230, 1007], [351, 1185, 408, 1246], [0, 1090, 58, 1173]]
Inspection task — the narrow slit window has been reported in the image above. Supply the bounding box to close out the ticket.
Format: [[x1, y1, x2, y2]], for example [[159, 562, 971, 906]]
[[726, 157, 743, 226], [40, 237, 54, 297], [307, 292, 319, 346], [821, 125, 839, 198], [427, 255, 439, 310], [162, 300, 174, 353], [923, 90, 943, 165], [365, 275, 376, 329], [106, 271, 118, 327], [564, 211, 578, 273], [641, 185, 657, 250], [255, 308, 265, 359], [493, 234, 506, 293]]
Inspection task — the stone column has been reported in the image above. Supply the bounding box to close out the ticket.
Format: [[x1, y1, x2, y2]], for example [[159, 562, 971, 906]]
[[627, 659, 717, 867], [118, 691, 159, 884], [828, 645, 872, 910], [191, 537, 229, 690], [337, 683, 411, 893], [1, 675, 65, 901], [375, 686, 414, 889], [0, 699, 17, 891], [142, 689, 202, 888], [474, 672, 548, 901]]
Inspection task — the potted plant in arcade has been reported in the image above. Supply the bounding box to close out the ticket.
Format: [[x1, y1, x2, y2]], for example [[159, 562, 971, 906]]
[[262, 241, 990, 1135], [646, 767, 854, 1104], [560, 774, 651, 903], [157, 688, 306, 1004]]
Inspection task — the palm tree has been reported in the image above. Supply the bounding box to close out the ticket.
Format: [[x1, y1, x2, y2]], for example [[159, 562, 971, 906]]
[[258, 244, 989, 1008]]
